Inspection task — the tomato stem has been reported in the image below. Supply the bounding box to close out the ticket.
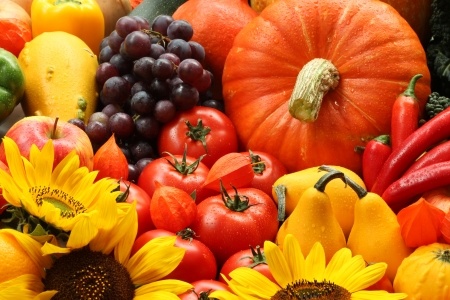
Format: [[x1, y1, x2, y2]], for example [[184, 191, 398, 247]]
[[220, 182, 256, 212], [185, 119, 211, 153], [163, 144, 205, 175], [248, 150, 266, 174]]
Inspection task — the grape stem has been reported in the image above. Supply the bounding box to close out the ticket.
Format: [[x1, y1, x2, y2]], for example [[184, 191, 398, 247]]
[[141, 29, 171, 47]]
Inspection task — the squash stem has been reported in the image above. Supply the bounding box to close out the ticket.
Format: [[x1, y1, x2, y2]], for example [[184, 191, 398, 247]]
[[318, 165, 368, 199], [313, 168, 346, 193], [289, 58, 339, 122]]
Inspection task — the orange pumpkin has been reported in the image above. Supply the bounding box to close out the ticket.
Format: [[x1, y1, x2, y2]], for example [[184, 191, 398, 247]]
[[222, 0, 430, 174]]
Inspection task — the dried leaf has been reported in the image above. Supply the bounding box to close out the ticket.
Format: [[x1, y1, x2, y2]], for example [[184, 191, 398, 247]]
[[397, 197, 445, 248], [202, 152, 254, 192], [93, 134, 129, 181]]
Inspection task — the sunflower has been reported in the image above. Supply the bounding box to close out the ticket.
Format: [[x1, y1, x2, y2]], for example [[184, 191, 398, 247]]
[[0, 136, 121, 249], [35, 201, 192, 299], [210, 234, 408, 300]]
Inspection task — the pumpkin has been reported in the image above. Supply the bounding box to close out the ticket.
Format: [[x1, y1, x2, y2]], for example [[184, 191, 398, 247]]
[[249, 0, 431, 44], [393, 243, 450, 299], [222, 0, 430, 174]]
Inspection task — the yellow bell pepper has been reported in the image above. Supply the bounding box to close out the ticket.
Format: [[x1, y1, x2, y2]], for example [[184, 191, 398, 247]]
[[31, 0, 105, 55]]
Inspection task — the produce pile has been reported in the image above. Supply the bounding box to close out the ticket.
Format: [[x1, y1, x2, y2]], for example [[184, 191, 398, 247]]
[[0, 0, 449, 299]]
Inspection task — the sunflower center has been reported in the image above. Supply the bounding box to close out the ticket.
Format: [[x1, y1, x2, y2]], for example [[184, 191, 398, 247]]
[[30, 186, 87, 218], [44, 247, 135, 300], [271, 279, 351, 300]]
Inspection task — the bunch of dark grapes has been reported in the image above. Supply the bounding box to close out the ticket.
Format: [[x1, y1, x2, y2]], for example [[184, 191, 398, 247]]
[[69, 15, 224, 182]]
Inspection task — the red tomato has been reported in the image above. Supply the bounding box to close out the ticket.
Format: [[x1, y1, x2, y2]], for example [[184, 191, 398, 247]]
[[158, 106, 239, 168], [190, 187, 279, 267], [241, 150, 288, 197], [219, 245, 276, 284], [137, 153, 215, 203], [178, 279, 232, 300], [119, 180, 155, 239], [131, 229, 217, 283]]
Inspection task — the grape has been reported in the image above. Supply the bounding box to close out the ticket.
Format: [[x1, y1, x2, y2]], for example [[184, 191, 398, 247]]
[[191, 69, 212, 92], [151, 15, 174, 36], [152, 58, 174, 80], [122, 73, 137, 87], [68, 118, 86, 131], [96, 62, 120, 88], [100, 37, 109, 50], [120, 146, 132, 162], [130, 91, 156, 115], [108, 30, 124, 53], [154, 99, 176, 123], [133, 57, 155, 82], [116, 16, 140, 38], [149, 44, 165, 59], [130, 140, 154, 162], [131, 81, 149, 96], [135, 157, 153, 173], [201, 99, 225, 112], [109, 112, 135, 139], [86, 121, 111, 145], [101, 76, 131, 106], [102, 104, 123, 117], [159, 52, 180, 66], [166, 39, 192, 61], [127, 164, 140, 182], [132, 16, 150, 30], [122, 30, 152, 59], [109, 54, 133, 75], [149, 78, 170, 100], [89, 111, 110, 124], [170, 82, 199, 110], [178, 58, 204, 85], [189, 41, 206, 63], [167, 20, 193, 41], [135, 116, 160, 139], [98, 46, 114, 64]]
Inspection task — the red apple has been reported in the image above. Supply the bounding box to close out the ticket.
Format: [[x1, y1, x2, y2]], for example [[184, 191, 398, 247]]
[[0, 116, 94, 170]]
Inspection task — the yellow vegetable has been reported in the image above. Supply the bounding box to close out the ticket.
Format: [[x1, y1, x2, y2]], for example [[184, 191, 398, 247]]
[[276, 169, 347, 261], [272, 165, 365, 238], [344, 171, 413, 282], [31, 0, 105, 55], [18, 31, 99, 123], [394, 243, 450, 299]]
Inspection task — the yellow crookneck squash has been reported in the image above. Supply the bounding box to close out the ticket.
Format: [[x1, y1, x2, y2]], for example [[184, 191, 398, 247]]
[[222, 0, 430, 174], [393, 243, 450, 299]]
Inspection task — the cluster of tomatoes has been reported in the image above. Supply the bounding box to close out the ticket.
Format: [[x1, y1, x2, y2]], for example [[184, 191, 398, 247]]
[[117, 105, 288, 297]]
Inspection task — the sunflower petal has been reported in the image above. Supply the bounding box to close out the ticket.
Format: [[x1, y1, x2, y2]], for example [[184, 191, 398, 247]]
[[29, 141, 53, 185], [33, 291, 58, 300], [2, 137, 28, 186], [134, 291, 183, 300], [332, 254, 367, 288], [134, 279, 192, 296], [0, 274, 42, 300], [127, 236, 185, 285], [351, 290, 408, 300], [41, 242, 71, 255], [229, 267, 279, 298], [304, 242, 326, 281], [325, 247, 352, 281], [264, 239, 291, 287], [209, 290, 241, 300], [345, 262, 387, 292], [113, 202, 138, 264], [66, 213, 99, 249], [282, 234, 305, 281]]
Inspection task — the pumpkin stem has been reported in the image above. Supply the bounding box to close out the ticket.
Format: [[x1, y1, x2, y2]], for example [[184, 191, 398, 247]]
[[436, 249, 450, 263], [289, 58, 339, 122]]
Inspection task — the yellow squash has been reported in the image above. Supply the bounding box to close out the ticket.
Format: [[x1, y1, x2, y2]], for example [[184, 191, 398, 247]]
[[276, 169, 347, 261], [18, 31, 99, 123], [272, 165, 365, 238]]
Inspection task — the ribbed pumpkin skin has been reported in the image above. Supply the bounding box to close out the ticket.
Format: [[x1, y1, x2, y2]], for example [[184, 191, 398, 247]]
[[222, 0, 430, 174]]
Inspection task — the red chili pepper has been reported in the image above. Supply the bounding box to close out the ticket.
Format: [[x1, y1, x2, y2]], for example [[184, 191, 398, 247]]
[[371, 106, 450, 196], [390, 74, 423, 151], [403, 140, 450, 176], [381, 161, 450, 213], [359, 134, 391, 191]]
